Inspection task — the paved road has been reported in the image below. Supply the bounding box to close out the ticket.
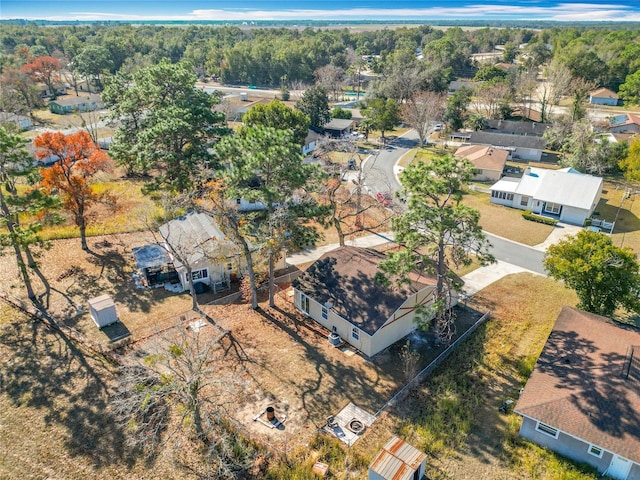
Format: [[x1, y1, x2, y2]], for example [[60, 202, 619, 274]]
[[484, 232, 546, 275], [362, 129, 420, 195], [360, 129, 548, 275]]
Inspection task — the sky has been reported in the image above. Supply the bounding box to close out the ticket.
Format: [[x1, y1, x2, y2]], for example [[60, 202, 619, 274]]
[[2, 0, 640, 22]]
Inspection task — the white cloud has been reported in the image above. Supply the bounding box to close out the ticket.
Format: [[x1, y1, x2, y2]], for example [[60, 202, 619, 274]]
[[15, 3, 640, 22]]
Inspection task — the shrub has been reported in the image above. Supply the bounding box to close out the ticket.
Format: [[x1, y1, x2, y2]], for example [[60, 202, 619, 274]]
[[522, 210, 558, 226]]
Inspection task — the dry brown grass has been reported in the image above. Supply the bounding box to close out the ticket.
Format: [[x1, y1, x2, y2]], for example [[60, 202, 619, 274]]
[[0, 274, 480, 479], [0, 231, 193, 348], [355, 274, 590, 480], [597, 179, 640, 255]]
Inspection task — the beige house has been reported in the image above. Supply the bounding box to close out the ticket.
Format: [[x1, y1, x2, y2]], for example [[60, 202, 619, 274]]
[[292, 246, 459, 358], [516, 307, 640, 480], [455, 145, 508, 182]]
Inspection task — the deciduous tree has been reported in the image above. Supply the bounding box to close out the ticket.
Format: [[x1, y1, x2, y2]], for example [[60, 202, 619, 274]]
[[0, 69, 43, 117], [444, 86, 472, 131], [34, 131, 113, 251], [362, 97, 400, 142], [111, 325, 253, 476], [380, 155, 494, 343], [619, 70, 640, 106], [401, 91, 446, 147], [315, 139, 396, 246], [314, 64, 346, 101], [73, 45, 113, 92], [20, 56, 62, 99], [242, 100, 310, 146], [620, 137, 640, 182], [544, 230, 640, 316]]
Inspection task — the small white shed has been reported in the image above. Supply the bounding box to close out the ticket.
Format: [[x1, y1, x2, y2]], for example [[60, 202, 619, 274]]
[[369, 436, 427, 480], [88, 295, 119, 329]]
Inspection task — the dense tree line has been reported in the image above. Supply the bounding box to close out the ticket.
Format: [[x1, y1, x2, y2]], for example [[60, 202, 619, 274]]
[[1, 23, 638, 109]]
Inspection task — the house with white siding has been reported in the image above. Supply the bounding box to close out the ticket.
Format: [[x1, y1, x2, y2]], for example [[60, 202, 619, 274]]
[[292, 246, 459, 358], [489, 167, 603, 226]]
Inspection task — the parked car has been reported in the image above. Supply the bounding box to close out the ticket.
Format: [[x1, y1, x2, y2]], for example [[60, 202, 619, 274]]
[[376, 191, 393, 207], [434, 123, 443, 131]]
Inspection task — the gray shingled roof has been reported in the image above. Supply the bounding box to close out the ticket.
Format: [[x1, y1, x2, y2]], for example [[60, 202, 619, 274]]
[[468, 131, 546, 150], [485, 119, 550, 136], [292, 246, 436, 335]]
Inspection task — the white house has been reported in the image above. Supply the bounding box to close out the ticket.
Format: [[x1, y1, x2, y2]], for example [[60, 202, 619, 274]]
[[515, 307, 640, 480], [292, 246, 458, 358], [0, 112, 32, 130], [158, 212, 241, 292], [369, 436, 427, 480], [303, 129, 324, 155], [489, 167, 603, 226]]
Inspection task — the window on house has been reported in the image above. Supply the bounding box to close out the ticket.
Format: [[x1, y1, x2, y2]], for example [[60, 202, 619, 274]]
[[545, 202, 561, 214], [520, 196, 530, 207], [321, 306, 328, 320], [352, 327, 359, 341], [235, 198, 241, 205], [588, 445, 603, 458], [190, 269, 208, 280], [300, 294, 310, 314], [492, 191, 514, 201], [536, 422, 559, 438]]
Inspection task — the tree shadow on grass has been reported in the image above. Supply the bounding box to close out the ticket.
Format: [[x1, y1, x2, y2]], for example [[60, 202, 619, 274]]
[[255, 304, 393, 427], [0, 316, 138, 471]]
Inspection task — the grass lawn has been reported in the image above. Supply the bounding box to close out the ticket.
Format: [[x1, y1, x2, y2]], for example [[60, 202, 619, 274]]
[[597, 179, 640, 255], [462, 190, 554, 246], [352, 273, 598, 480], [36, 174, 162, 241]]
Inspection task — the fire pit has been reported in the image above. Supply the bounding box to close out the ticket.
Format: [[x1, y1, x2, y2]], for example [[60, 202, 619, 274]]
[[347, 419, 365, 434]]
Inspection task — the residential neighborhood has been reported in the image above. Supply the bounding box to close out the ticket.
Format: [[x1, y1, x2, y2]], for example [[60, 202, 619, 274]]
[[1, 15, 640, 480]]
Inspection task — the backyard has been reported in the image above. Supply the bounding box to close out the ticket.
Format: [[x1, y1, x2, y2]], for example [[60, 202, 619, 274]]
[[1, 270, 603, 479]]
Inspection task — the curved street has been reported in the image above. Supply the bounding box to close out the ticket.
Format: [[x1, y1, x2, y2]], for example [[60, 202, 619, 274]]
[[357, 128, 574, 293]]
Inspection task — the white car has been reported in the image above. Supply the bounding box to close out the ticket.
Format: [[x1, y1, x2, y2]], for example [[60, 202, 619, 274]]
[[434, 124, 442, 131]]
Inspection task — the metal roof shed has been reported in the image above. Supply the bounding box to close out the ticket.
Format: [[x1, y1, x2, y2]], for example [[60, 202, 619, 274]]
[[369, 436, 427, 480], [88, 295, 119, 329]]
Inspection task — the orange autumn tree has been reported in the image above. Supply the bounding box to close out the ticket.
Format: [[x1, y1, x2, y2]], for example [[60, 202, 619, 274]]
[[21, 56, 62, 99], [34, 131, 113, 251]]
